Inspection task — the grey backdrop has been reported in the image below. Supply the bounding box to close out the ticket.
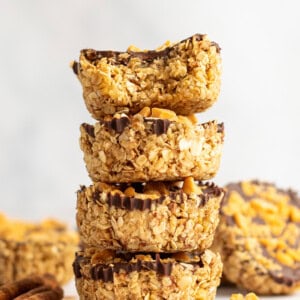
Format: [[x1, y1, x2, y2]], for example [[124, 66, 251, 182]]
[[1, 0, 300, 225]]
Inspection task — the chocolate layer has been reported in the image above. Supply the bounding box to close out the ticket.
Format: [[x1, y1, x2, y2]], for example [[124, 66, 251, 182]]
[[102, 116, 130, 133], [106, 193, 165, 211], [89, 182, 223, 211], [73, 252, 204, 282], [81, 123, 95, 138], [146, 118, 171, 135], [77, 34, 220, 69]]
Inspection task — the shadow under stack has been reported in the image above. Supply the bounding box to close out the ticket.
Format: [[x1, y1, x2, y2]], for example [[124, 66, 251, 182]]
[[71, 33, 225, 299]]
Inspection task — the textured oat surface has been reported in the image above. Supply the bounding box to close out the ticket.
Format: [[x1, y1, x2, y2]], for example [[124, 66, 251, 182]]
[[80, 109, 224, 183], [0, 213, 79, 285], [73, 249, 222, 300], [214, 181, 300, 295], [76, 178, 224, 252], [72, 34, 221, 119]]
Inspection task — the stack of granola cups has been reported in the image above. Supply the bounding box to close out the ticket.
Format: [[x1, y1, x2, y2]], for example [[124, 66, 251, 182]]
[[72, 34, 225, 300]]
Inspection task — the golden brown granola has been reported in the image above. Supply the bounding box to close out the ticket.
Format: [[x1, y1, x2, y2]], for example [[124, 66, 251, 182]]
[[72, 34, 221, 119], [76, 178, 224, 252], [0, 213, 79, 285], [80, 108, 224, 183]]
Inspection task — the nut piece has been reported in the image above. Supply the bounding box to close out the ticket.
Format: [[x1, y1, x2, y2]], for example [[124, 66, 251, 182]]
[[124, 187, 135, 197], [138, 107, 151, 117], [182, 177, 201, 195], [151, 108, 177, 120]]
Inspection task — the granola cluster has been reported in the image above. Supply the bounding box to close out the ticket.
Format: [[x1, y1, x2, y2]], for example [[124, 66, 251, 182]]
[[72, 34, 221, 119], [72, 34, 224, 299], [214, 181, 300, 294], [0, 213, 79, 285]]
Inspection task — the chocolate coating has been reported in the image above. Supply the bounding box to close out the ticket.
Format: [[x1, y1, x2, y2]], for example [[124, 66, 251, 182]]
[[73, 251, 205, 282], [78, 34, 218, 69], [103, 116, 130, 133], [81, 123, 95, 138], [89, 181, 223, 211]]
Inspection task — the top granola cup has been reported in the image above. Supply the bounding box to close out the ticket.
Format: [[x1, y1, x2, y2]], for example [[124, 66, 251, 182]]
[[72, 34, 221, 119], [0, 213, 79, 285], [213, 180, 300, 295]]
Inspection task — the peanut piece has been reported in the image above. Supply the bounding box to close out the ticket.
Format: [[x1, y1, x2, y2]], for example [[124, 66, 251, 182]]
[[276, 251, 294, 267], [91, 249, 115, 264], [124, 187, 135, 197], [187, 114, 198, 124], [182, 177, 201, 195], [151, 107, 177, 120], [138, 106, 151, 117]]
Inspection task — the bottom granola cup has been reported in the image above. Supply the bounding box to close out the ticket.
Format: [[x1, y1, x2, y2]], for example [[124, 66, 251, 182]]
[[73, 249, 222, 300], [0, 213, 79, 285], [76, 178, 224, 252]]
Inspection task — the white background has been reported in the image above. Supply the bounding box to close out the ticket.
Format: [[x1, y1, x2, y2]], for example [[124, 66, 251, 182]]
[[1, 1, 300, 298]]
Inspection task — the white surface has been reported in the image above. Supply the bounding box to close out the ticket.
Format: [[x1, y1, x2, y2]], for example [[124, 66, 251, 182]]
[[0, 1, 300, 225], [64, 281, 300, 299]]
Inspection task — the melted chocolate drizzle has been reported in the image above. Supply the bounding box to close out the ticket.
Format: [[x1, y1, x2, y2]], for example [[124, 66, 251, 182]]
[[88, 181, 223, 211], [73, 252, 204, 282], [103, 116, 130, 133], [78, 34, 218, 69]]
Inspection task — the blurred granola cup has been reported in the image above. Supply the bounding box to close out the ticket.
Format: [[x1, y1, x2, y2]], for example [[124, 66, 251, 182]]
[[80, 107, 224, 183], [72, 34, 221, 119], [73, 249, 222, 300], [0, 213, 79, 285], [76, 178, 224, 253], [213, 180, 300, 295]]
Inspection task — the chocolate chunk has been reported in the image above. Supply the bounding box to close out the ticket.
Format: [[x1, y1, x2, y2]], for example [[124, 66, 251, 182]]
[[72, 255, 83, 278], [103, 116, 130, 133], [72, 61, 80, 75], [211, 41, 221, 53], [144, 118, 170, 135], [82, 123, 95, 138], [203, 182, 224, 197], [92, 190, 100, 202], [217, 123, 224, 133]]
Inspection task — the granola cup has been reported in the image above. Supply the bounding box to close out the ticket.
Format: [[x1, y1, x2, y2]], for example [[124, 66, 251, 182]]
[[0, 213, 79, 285], [80, 108, 224, 183], [77, 178, 224, 252], [71, 34, 221, 119], [213, 180, 300, 295], [73, 249, 222, 300]]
